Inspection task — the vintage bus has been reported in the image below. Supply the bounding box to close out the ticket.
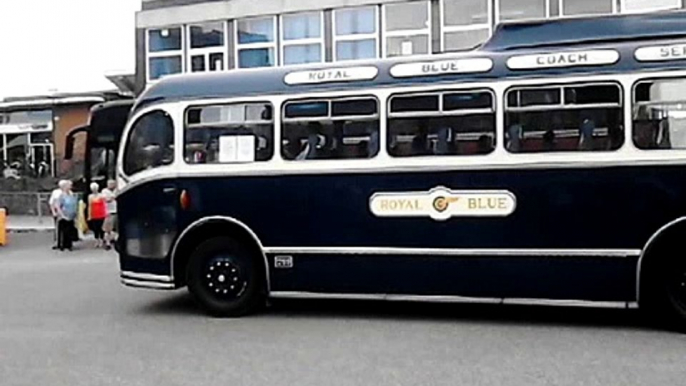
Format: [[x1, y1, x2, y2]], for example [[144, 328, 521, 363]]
[[118, 11, 686, 326]]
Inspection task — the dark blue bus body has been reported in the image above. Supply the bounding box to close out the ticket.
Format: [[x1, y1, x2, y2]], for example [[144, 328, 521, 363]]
[[117, 12, 686, 312]]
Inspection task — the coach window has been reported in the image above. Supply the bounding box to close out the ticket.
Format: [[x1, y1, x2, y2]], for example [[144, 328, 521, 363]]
[[282, 97, 379, 160], [505, 83, 623, 153], [184, 103, 274, 163], [388, 90, 495, 157], [633, 78, 686, 150], [123, 111, 175, 176]]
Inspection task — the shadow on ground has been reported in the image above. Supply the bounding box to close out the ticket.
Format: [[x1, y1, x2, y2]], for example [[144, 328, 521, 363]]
[[137, 291, 664, 332]]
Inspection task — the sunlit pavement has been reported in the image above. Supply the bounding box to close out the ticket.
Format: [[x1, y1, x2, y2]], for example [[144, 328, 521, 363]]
[[1, 232, 685, 386]]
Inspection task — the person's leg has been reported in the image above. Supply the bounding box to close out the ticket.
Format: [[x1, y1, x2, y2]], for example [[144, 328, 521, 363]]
[[64, 220, 74, 250], [52, 217, 59, 249], [94, 220, 104, 247], [57, 220, 66, 251], [103, 216, 113, 250]]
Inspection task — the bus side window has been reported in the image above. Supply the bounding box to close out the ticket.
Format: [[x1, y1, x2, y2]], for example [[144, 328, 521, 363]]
[[387, 90, 496, 157], [281, 97, 380, 161], [633, 78, 686, 150], [505, 83, 623, 153], [123, 110, 175, 176], [184, 103, 274, 163]]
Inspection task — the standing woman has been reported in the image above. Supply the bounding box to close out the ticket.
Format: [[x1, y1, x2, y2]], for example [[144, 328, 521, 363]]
[[101, 179, 118, 251], [56, 181, 78, 251], [87, 183, 107, 248]]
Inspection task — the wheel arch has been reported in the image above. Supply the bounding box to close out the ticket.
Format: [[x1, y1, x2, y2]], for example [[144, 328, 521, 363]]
[[637, 216, 686, 304], [170, 216, 270, 292]]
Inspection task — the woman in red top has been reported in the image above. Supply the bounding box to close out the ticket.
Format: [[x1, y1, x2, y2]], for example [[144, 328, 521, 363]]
[[87, 183, 107, 248]]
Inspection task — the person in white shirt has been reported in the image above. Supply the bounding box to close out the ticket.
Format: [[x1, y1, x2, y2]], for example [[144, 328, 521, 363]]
[[49, 180, 69, 249], [101, 179, 118, 250]]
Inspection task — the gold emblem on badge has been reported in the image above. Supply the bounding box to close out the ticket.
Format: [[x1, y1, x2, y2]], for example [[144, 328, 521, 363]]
[[432, 196, 459, 213]]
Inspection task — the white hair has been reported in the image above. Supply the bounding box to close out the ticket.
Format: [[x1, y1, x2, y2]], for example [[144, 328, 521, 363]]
[[58, 180, 70, 189], [90, 182, 99, 192]]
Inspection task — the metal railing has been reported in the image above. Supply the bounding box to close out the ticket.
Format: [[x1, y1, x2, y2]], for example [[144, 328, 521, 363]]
[[0, 191, 52, 217]]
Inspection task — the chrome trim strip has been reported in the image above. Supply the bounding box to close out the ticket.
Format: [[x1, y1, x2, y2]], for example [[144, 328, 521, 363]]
[[636, 216, 686, 303], [120, 271, 173, 283], [169, 216, 271, 291], [263, 247, 642, 258], [269, 291, 637, 309], [121, 278, 176, 290]]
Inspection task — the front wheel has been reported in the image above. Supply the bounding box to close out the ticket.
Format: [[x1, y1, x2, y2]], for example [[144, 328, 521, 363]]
[[187, 236, 265, 317], [642, 257, 686, 331]]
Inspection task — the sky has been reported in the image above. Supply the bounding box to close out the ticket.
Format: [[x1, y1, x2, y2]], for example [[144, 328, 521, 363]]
[[0, 0, 141, 99]]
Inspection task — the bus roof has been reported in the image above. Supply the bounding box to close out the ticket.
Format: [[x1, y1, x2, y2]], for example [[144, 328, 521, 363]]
[[134, 11, 686, 114]]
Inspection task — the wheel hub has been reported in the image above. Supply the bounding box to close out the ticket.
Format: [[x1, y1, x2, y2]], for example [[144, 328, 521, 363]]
[[205, 258, 245, 298]]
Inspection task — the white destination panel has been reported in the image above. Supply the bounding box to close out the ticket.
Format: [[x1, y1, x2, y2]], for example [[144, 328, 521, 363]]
[[369, 187, 516, 221], [507, 50, 620, 70], [284, 66, 378, 85], [635, 44, 686, 62], [390, 58, 494, 78]]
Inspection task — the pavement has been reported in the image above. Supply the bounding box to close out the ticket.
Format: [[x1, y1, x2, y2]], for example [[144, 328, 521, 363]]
[[1, 233, 686, 386]]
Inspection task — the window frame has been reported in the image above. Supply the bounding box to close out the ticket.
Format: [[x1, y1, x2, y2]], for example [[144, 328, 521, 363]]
[[387, 88, 497, 157], [332, 6, 380, 62], [122, 109, 176, 177], [440, 0, 492, 52], [631, 75, 686, 151], [234, 16, 278, 69], [381, 1, 432, 58], [182, 101, 275, 164], [279, 11, 325, 66], [146, 26, 185, 83], [503, 81, 625, 153], [186, 21, 229, 73], [281, 95, 381, 161]]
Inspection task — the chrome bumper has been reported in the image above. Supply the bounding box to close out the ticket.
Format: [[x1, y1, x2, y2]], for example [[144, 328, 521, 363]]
[[120, 271, 176, 290]]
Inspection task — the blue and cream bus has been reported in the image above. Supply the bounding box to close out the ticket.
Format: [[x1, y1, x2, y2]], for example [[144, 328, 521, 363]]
[[119, 11, 686, 326]]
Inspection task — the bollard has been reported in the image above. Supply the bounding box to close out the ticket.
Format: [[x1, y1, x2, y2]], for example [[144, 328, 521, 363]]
[[0, 208, 6, 246]]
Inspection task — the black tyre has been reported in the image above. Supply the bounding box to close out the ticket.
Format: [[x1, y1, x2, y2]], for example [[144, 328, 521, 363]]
[[642, 257, 686, 331], [186, 236, 265, 317]]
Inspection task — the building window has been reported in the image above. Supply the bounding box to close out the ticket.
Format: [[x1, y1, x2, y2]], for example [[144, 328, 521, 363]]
[[184, 103, 274, 163], [282, 97, 380, 160], [505, 83, 624, 153], [236, 17, 277, 68], [187, 22, 227, 73], [441, 0, 491, 52], [147, 27, 184, 81], [498, 0, 548, 22], [388, 90, 496, 157], [383, 1, 431, 57], [560, 0, 615, 16], [333, 6, 379, 61], [621, 0, 682, 13], [633, 78, 686, 150], [281, 12, 324, 65]]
